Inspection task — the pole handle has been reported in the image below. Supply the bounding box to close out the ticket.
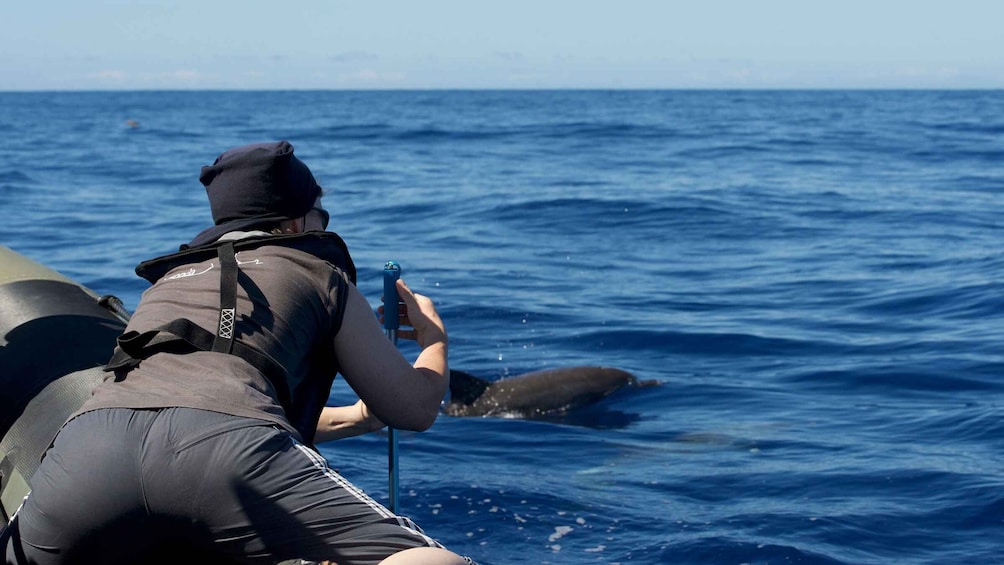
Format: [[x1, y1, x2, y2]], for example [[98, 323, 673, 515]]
[[383, 261, 401, 332]]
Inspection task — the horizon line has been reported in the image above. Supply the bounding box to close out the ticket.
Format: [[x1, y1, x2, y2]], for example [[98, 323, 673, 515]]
[[3, 86, 1003, 94]]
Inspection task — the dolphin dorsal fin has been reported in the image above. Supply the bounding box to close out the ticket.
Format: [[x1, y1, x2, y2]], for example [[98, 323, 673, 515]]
[[448, 370, 492, 405]]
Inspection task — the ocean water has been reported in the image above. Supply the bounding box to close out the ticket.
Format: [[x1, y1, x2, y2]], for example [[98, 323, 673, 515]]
[[1, 90, 1002, 564]]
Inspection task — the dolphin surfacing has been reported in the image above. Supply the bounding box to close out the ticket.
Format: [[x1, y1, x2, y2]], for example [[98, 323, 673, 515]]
[[443, 366, 657, 418]]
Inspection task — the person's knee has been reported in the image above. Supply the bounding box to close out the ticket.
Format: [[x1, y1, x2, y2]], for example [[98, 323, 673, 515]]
[[379, 546, 470, 565]]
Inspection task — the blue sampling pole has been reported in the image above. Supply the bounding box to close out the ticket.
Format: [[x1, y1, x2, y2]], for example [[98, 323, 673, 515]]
[[383, 261, 401, 512]]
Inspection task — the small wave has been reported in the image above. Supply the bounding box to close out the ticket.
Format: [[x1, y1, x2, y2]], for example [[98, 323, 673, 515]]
[[293, 121, 696, 145], [572, 328, 848, 358], [490, 197, 740, 235], [126, 127, 206, 142], [923, 120, 1004, 136], [659, 537, 846, 565], [908, 148, 1004, 164], [785, 364, 1001, 393], [395, 127, 509, 142], [0, 169, 36, 185], [952, 174, 1004, 194], [290, 123, 395, 142], [852, 281, 1004, 320], [531, 121, 695, 141], [889, 402, 1004, 443], [675, 143, 774, 160]]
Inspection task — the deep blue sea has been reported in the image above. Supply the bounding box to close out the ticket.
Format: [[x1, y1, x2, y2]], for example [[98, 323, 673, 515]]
[[1, 90, 1002, 564]]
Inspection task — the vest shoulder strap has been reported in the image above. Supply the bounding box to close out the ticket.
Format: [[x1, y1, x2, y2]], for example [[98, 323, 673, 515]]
[[212, 242, 238, 354]]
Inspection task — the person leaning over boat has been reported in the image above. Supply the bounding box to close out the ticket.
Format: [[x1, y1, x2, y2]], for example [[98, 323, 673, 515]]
[[1, 141, 472, 565]]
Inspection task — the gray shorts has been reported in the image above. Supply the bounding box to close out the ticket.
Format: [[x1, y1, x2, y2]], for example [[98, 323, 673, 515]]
[[3, 407, 446, 565]]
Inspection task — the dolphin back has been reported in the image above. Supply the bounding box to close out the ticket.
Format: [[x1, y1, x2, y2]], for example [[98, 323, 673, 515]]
[[444, 366, 644, 417]]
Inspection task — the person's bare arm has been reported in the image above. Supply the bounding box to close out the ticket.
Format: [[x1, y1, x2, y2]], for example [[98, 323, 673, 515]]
[[333, 279, 448, 431], [314, 400, 385, 443]]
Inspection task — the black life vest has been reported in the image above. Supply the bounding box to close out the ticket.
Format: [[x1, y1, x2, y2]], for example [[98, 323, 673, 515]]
[[105, 232, 356, 444]]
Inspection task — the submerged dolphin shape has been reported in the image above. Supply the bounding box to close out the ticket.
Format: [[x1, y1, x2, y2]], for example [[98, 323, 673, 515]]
[[443, 366, 658, 418]]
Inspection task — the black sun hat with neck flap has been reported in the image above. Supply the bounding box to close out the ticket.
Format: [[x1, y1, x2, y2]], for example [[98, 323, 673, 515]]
[[186, 141, 323, 248]]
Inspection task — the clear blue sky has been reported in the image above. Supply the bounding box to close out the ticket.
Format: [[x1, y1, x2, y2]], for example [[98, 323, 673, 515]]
[[3, 0, 1002, 90]]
